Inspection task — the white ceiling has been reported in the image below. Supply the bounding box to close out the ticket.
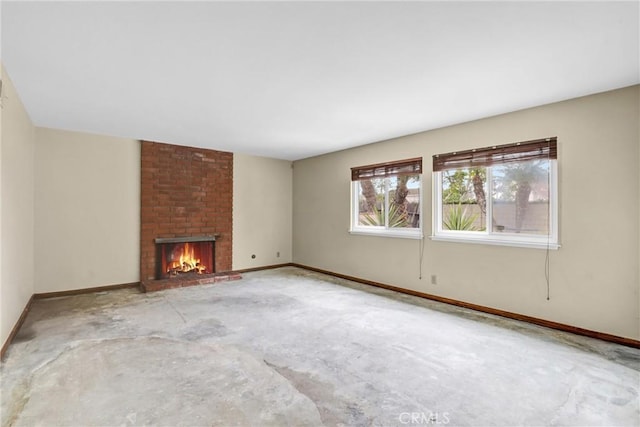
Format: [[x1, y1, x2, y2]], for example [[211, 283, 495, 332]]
[[2, 1, 638, 161]]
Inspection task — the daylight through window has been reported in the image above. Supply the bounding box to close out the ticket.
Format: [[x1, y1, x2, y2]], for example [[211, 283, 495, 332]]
[[432, 138, 559, 249], [350, 158, 423, 239]]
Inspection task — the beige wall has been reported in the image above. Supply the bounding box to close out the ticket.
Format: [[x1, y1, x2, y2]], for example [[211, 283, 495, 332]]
[[233, 153, 292, 270], [293, 85, 640, 340], [1, 66, 36, 346], [34, 128, 140, 292]]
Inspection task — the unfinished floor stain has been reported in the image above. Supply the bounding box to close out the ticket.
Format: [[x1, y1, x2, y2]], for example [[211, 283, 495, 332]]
[[9, 337, 322, 427]]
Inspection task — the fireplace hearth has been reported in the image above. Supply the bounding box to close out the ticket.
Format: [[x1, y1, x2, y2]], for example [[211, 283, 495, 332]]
[[141, 235, 240, 293]]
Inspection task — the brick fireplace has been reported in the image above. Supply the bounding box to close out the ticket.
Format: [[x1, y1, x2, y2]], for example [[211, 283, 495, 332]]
[[140, 141, 238, 292]]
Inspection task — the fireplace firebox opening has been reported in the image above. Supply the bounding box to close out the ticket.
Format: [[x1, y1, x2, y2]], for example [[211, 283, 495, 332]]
[[155, 236, 216, 280]]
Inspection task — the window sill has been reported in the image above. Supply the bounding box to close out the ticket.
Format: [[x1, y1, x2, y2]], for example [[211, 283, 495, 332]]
[[429, 234, 560, 250], [350, 228, 423, 240]]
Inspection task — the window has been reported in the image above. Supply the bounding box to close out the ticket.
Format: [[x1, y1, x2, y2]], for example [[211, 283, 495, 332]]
[[432, 138, 559, 249], [350, 157, 423, 239]]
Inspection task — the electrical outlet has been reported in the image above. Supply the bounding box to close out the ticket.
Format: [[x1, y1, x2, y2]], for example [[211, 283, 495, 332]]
[[430, 275, 437, 285], [276, 251, 280, 258]]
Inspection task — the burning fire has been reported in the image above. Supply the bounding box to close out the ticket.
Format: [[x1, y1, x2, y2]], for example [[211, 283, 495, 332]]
[[166, 242, 207, 275]]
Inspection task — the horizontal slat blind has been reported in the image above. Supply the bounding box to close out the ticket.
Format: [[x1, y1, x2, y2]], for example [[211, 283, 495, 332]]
[[351, 157, 422, 181], [433, 137, 557, 172]]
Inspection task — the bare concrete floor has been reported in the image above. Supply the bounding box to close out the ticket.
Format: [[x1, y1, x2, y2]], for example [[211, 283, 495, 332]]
[[1, 267, 638, 426]]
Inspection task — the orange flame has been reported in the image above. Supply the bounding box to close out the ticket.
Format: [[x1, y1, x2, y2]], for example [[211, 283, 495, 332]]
[[167, 242, 206, 274]]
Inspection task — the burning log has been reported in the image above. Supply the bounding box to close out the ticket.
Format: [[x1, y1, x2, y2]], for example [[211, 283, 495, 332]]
[[163, 242, 209, 276], [166, 262, 207, 276]]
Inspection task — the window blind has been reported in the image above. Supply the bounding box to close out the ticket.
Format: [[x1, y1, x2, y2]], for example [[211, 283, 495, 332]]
[[351, 157, 423, 181], [432, 137, 557, 172]]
